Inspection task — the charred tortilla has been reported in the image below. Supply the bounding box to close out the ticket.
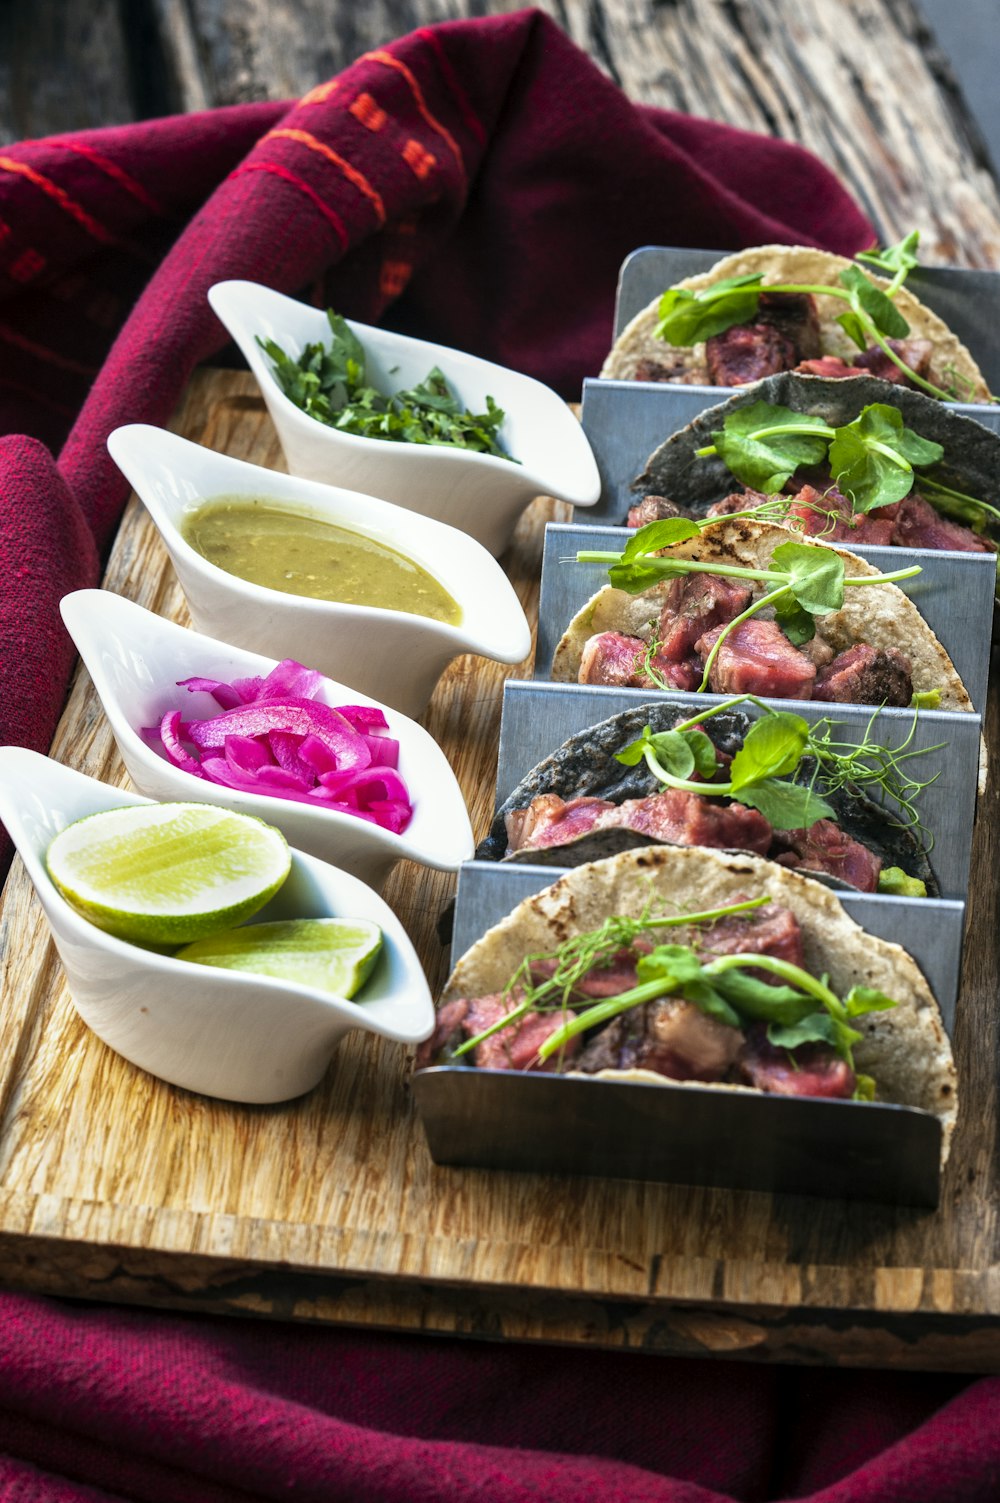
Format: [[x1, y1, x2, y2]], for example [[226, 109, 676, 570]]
[[551, 517, 974, 711], [601, 244, 991, 403], [632, 371, 1000, 520], [477, 701, 938, 894], [438, 845, 957, 1157]]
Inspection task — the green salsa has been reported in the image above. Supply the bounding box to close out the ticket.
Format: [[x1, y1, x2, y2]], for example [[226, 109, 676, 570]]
[[181, 496, 463, 625]]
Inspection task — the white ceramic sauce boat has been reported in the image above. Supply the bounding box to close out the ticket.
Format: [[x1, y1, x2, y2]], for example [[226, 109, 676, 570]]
[[106, 425, 532, 718], [207, 279, 601, 557], [0, 749, 434, 1104], [60, 590, 475, 892]]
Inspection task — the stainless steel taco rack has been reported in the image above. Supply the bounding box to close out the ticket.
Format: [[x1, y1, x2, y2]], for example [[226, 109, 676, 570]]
[[494, 681, 980, 904], [414, 862, 948, 1206], [534, 523, 995, 716]]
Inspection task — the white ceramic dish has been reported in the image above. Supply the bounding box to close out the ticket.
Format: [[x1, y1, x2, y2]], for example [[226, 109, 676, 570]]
[[106, 425, 532, 718], [0, 749, 434, 1104], [207, 279, 601, 556], [60, 590, 475, 891]]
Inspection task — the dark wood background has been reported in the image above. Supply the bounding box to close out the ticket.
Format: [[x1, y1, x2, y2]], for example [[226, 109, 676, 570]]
[[4, 1, 999, 266]]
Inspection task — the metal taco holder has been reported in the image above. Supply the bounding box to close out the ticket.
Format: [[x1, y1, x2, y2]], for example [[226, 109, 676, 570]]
[[412, 859, 957, 1208]]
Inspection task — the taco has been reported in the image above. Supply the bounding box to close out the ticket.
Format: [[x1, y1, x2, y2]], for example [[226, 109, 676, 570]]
[[551, 516, 974, 712], [478, 701, 937, 897], [417, 846, 957, 1156], [601, 244, 992, 404], [624, 372, 1000, 556]]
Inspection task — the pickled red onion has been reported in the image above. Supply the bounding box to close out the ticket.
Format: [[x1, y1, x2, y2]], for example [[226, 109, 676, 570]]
[[143, 659, 413, 833]]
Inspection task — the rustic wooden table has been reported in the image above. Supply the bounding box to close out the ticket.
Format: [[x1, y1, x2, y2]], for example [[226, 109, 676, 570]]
[[3, 0, 1000, 1370]]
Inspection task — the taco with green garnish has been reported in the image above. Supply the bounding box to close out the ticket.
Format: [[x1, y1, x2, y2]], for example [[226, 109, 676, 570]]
[[477, 700, 938, 897], [417, 845, 957, 1149], [601, 239, 992, 404], [552, 516, 974, 712], [625, 373, 1000, 557]]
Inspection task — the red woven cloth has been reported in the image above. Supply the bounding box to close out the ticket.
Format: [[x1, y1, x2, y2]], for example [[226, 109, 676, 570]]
[[3, 9, 995, 1501]]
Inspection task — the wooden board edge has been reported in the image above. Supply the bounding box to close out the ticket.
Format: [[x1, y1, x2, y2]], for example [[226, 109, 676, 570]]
[[4, 1230, 1000, 1371]]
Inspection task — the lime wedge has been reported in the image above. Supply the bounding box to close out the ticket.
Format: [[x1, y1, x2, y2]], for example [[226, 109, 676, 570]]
[[46, 803, 291, 945], [175, 918, 382, 997]]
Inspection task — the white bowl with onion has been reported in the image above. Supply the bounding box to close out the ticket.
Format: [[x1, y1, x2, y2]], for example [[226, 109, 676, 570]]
[[207, 279, 602, 557], [106, 425, 532, 719], [0, 748, 433, 1103], [61, 590, 475, 892]]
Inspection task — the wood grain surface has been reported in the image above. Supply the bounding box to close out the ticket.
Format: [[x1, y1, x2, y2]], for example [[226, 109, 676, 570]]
[[1, 369, 999, 1370]]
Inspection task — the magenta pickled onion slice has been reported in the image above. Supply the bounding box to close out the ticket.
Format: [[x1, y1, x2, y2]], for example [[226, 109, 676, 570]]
[[223, 735, 273, 775], [269, 729, 317, 782], [297, 733, 340, 776], [259, 658, 325, 701], [318, 765, 410, 806], [337, 705, 389, 732], [148, 659, 413, 833], [159, 711, 203, 774], [363, 734, 399, 768], [186, 699, 371, 769]]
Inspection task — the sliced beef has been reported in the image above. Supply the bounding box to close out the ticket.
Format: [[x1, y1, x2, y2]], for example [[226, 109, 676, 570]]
[[575, 999, 743, 1081], [812, 643, 912, 706], [506, 794, 613, 853], [695, 619, 817, 700], [578, 632, 647, 687], [698, 904, 805, 972], [577, 632, 701, 691], [705, 488, 772, 518], [658, 573, 752, 662], [795, 355, 863, 380], [770, 819, 882, 892], [463, 991, 578, 1072], [625, 495, 693, 529], [530, 949, 641, 1001], [757, 291, 822, 361], [507, 788, 773, 859], [705, 322, 798, 385], [415, 997, 470, 1068], [891, 493, 992, 553], [853, 338, 933, 387], [787, 483, 897, 546], [737, 1022, 856, 1098], [615, 788, 773, 855], [633, 356, 708, 384]]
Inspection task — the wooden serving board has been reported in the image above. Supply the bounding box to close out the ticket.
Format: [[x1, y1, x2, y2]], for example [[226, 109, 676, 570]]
[[2, 368, 1000, 1371]]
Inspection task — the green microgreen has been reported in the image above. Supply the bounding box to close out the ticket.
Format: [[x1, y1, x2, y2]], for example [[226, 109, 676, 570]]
[[615, 695, 943, 839], [257, 311, 514, 459]]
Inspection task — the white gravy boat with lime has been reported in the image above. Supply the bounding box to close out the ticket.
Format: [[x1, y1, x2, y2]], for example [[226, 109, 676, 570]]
[[106, 425, 532, 719], [0, 749, 433, 1103]]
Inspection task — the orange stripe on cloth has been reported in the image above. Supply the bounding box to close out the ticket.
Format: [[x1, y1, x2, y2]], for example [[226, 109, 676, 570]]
[[401, 140, 436, 181], [50, 141, 166, 215], [263, 127, 385, 225], [349, 93, 387, 133], [0, 155, 113, 244], [299, 80, 339, 106], [361, 50, 465, 178], [0, 320, 100, 376], [229, 162, 349, 252], [415, 28, 486, 147]]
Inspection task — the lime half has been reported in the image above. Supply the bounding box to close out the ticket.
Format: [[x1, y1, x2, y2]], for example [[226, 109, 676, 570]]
[[175, 918, 382, 997], [46, 803, 291, 945]]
